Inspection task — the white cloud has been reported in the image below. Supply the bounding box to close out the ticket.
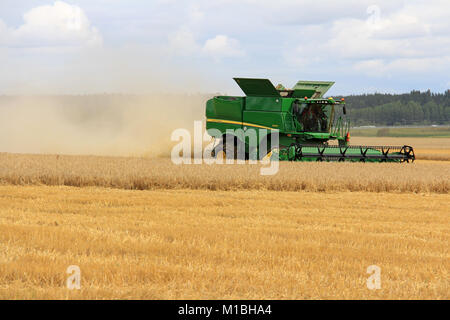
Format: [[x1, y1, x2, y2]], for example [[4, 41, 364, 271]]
[[168, 29, 245, 60], [1, 0, 448, 93], [168, 27, 199, 55], [0, 1, 102, 48], [202, 35, 244, 59], [353, 56, 450, 77], [284, 0, 450, 77]]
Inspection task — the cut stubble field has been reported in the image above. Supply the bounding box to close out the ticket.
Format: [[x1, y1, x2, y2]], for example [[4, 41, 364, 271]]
[[0, 186, 448, 299]]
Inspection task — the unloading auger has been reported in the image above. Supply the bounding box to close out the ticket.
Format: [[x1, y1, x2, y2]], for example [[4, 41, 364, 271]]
[[205, 78, 415, 163]]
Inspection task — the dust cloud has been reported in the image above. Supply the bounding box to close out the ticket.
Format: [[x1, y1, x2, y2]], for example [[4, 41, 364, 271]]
[[0, 42, 224, 158], [0, 94, 210, 157]]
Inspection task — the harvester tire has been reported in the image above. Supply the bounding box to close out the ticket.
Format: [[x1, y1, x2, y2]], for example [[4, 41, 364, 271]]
[[221, 136, 248, 161], [223, 141, 237, 160]]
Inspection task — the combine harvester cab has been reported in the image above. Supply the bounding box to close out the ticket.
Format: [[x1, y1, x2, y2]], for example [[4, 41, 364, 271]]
[[206, 78, 415, 163]]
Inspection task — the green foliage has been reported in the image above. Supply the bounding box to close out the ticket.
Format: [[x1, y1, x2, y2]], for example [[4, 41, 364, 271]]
[[336, 90, 450, 126]]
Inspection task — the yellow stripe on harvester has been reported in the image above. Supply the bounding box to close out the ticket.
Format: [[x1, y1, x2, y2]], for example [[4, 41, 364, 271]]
[[206, 118, 278, 131], [207, 118, 243, 126]]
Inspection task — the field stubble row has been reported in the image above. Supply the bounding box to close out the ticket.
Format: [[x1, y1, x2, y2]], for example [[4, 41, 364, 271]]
[[0, 186, 448, 299]]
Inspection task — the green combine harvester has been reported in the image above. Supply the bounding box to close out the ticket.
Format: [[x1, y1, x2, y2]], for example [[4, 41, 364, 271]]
[[206, 78, 415, 162]]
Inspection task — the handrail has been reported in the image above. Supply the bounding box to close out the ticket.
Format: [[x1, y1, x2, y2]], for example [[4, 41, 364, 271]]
[[331, 116, 350, 138]]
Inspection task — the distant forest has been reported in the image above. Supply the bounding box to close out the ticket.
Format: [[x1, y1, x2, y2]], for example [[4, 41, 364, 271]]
[[335, 90, 450, 126]]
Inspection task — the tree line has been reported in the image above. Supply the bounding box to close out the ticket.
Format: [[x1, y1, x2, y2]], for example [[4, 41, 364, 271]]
[[335, 90, 450, 126]]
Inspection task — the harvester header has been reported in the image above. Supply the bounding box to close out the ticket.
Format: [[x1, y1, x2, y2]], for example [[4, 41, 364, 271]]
[[206, 78, 415, 163]]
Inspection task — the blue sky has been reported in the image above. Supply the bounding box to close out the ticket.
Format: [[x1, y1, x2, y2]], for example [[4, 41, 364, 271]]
[[0, 0, 449, 95]]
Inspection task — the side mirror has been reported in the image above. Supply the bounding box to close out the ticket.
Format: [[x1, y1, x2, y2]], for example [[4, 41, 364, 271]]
[[343, 105, 347, 115]]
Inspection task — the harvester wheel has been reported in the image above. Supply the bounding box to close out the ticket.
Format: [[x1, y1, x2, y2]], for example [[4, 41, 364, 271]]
[[215, 137, 248, 161], [211, 147, 227, 161], [223, 141, 238, 160]]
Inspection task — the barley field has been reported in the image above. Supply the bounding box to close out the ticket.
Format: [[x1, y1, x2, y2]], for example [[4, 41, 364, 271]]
[[0, 153, 449, 193], [0, 137, 449, 299]]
